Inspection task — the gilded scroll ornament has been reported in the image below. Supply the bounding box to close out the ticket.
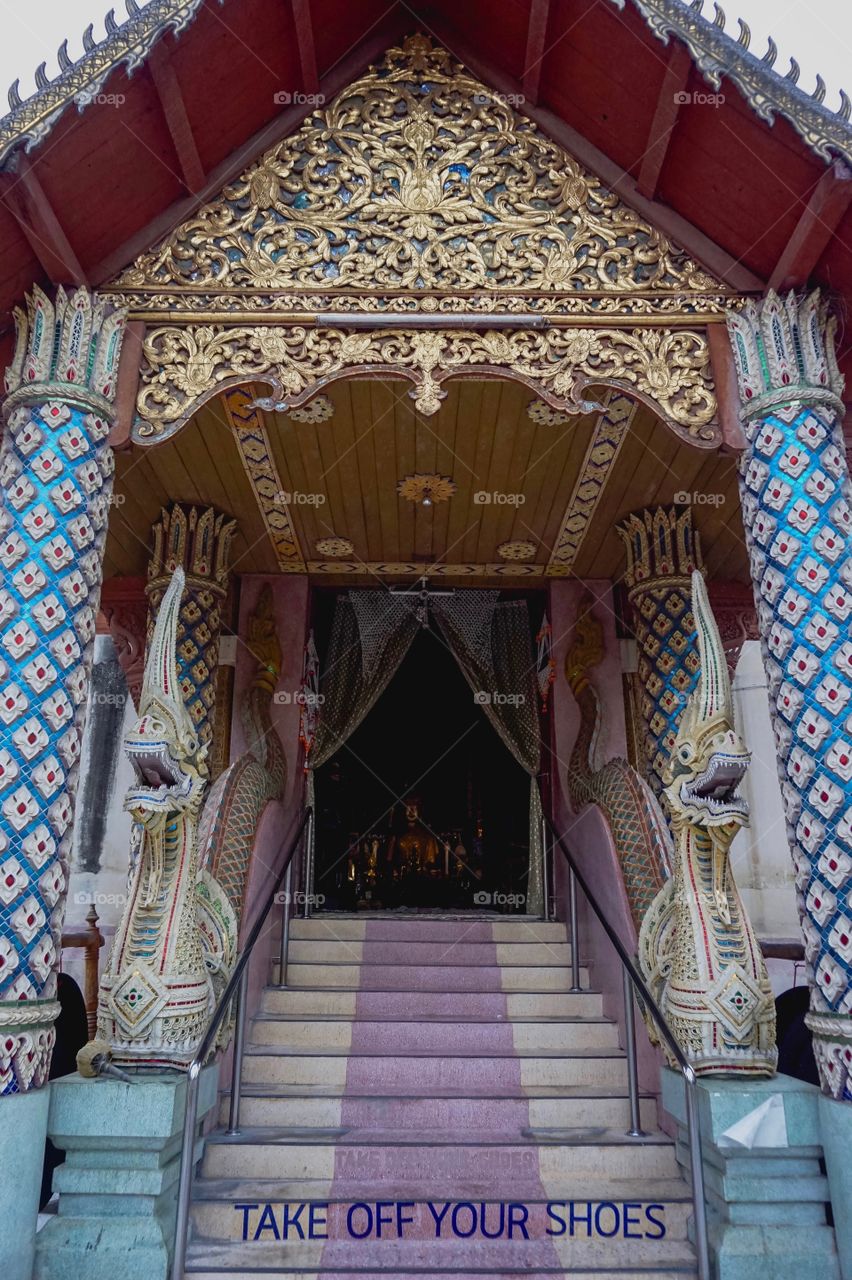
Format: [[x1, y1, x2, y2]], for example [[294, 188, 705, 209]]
[[134, 323, 718, 445], [116, 35, 721, 302]]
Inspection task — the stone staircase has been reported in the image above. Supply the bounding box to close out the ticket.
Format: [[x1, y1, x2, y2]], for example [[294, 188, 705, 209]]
[[185, 915, 696, 1278]]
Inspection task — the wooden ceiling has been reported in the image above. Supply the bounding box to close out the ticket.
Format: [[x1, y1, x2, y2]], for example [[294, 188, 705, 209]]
[[104, 377, 748, 585]]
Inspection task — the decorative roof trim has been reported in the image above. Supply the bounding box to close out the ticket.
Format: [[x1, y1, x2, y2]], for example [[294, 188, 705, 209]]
[[0, 0, 214, 169], [0, 0, 848, 174], [612, 0, 852, 166]]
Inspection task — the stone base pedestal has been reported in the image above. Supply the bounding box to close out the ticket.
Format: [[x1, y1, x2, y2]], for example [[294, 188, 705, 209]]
[[34, 1065, 219, 1280], [0, 1086, 51, 1280], [661, 1068, 839, 1279], [819, 1093, 852, 1280]]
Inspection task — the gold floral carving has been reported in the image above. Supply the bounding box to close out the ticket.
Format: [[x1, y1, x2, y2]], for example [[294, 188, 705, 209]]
[[397, 473, 456, 504], [116, 35, 723, 303], [498, 540, 537, 561], [315, 536, 354, 558], [134, 323, 718, 446]]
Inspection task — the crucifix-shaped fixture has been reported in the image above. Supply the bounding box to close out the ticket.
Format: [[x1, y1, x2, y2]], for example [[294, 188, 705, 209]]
[[389, 575, 455, 627]]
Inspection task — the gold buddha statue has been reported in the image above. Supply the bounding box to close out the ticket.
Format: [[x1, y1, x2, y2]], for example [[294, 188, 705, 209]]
[[388, 795, 441, 876]]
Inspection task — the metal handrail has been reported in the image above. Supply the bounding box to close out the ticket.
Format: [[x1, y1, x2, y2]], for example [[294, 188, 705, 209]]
[[543, 813, 711, 1280], [170, 806, 314, 1280]]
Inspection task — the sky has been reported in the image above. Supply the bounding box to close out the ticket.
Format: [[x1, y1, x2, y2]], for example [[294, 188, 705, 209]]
[[0, 0, 849, 108]]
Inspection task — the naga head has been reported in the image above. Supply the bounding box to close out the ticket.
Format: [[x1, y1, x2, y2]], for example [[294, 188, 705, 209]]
[[124, 567, 207, 827], [663, 572, 749, 843]]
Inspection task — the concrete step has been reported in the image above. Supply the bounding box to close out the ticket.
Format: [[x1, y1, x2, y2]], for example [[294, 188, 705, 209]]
[[261, 989, 604, 1020], [201, 1131, 679, 1182], [287, 941, 575, 966], [248, 1017, 620, 1053], [184, 1192, 690, 1264], [241, 1049, 628, 1090], [217, 1090, 658, 1132], [274, 963, 591, 990], [187, 1242, 696, 1279], [288, 917, 569, 943]]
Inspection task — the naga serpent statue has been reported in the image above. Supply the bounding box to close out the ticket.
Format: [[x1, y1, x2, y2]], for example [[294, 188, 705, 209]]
[[89, 570, 286, 1068], [565, 579, 776, 1074], [639, 571, 776, 1075], [564, 595, 673, 933]]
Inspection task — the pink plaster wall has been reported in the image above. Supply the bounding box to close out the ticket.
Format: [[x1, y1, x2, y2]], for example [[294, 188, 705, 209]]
[[229, 574, 310, 1007], [230, 574, 310, 815], [548, 579, 664, 1101]]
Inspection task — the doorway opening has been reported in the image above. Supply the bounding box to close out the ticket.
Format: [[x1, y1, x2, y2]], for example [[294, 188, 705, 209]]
[[311, 599, 538, 914]]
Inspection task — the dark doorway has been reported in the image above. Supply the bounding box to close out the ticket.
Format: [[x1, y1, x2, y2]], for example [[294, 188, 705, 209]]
[[312, 618, 532, 912]]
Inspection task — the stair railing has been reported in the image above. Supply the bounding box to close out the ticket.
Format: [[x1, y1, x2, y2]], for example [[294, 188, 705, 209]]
[[543, 813, 711, 1280], [170, 806, 314, 1280]]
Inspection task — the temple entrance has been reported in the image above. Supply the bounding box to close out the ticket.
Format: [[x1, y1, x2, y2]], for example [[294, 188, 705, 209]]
[[311, 593, 541, 913]]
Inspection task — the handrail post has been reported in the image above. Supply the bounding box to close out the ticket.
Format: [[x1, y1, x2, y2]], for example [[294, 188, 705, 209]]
[[540, 815, 549, 921], [226, 965, 250, 1136], [685, 1077, 711, 1280], [171, 1062, 201, 1280], [568, 865, 581, 992], [622, 968, 645, 1138], [302, 807, 315, 919], [277, 861, 292, 988]]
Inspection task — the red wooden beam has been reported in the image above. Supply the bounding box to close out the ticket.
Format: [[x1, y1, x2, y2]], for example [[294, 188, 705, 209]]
[[769, 159, 852, 291], [636, 41, 692, 200], [292, 0, 319, 93], [0, 154, 87, 286], [91, 16, 410, 285], [522, 0, 553, 107], [420, 15, 765, 292], [148, 41, 206, 194]]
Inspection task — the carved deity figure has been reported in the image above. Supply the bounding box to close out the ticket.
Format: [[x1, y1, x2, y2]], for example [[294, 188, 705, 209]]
[[639, 572, 777, 1076]]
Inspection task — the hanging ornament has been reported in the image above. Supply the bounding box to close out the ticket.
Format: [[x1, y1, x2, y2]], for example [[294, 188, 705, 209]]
[[536, 614, 555, 711], [298, 630, 321, 768]]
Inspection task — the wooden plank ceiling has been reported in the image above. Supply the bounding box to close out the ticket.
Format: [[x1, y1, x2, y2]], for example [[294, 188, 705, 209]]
[[104, 378, 748, 584]]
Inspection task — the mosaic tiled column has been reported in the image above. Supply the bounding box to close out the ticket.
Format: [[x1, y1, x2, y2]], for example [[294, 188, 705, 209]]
[[617, 506, 704, 795], [727, 290, 852, 1100], [146, 503, 236, 761], [0, 286, 125, 1093]]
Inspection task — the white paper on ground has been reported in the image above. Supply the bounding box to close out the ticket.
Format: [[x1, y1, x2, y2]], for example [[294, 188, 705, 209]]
[[718, 1093, 788, 1148]]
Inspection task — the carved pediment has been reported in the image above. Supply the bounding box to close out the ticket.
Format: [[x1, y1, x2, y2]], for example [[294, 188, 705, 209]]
[[114, 34, 728, 307]]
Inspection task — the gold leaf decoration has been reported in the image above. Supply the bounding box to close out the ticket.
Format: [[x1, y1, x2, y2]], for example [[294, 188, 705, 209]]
[[497, 540, 537, 561], [527, 399, 571, 426], [288, 394, 334, 423], [315, 536, 354, 558], [134, 324, 719, 446], [117, 35, 720, 298], [397, 472, 456, 504]]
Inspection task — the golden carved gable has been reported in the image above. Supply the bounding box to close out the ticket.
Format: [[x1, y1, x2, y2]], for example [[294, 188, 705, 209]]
[[115, 34, 726, 304]]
